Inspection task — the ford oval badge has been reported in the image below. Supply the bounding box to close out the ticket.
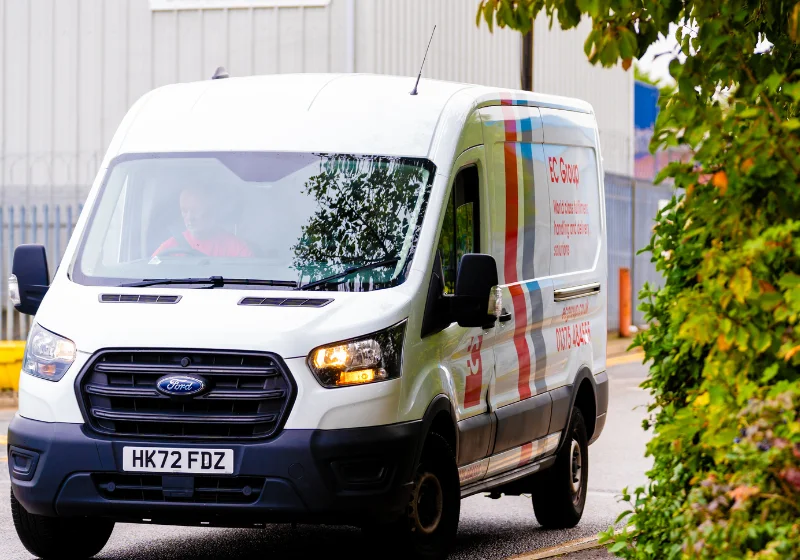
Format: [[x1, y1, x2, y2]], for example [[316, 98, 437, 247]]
[[156, 375, 207, 397]]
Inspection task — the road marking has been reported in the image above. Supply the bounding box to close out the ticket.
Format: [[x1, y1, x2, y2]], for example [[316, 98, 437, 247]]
[[506, 526, 636, 559], [607, 351, 645, 367], [507, 534, 602, 559], [0, 435, 6, 445]]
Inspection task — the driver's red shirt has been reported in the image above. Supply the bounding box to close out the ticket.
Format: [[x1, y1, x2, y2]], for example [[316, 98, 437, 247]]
[[153, 231, 253, 257]]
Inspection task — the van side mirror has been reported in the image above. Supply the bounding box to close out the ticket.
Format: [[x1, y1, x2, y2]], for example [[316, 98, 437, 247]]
[[10, 244, 50, 316], [452, 253, 499, 328]]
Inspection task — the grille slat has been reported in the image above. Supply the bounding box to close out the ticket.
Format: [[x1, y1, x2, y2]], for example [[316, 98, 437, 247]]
[[91, 409, 277, 424], [79, 350, 294, 440], [94, 474, 264, 504], [84, 384, 285, 401], [95, 362, 278, 376]]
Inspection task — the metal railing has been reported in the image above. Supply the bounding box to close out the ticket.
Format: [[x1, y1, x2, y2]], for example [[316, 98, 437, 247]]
[[605, 173, 677, 331], [0, 173, 676, 339], [1, 204, 82, 340]]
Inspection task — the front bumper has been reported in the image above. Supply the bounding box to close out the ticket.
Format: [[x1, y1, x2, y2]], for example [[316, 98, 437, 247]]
[[8, 415, 422, 526]]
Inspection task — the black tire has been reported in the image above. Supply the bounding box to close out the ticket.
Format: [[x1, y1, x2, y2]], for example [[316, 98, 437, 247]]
[[11, 488, 114, 559], [363, 432, 460, 560], [531, 407, 589, 529]]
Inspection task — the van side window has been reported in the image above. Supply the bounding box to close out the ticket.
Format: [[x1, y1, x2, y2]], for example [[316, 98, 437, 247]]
[[438, 166, 481, 294]]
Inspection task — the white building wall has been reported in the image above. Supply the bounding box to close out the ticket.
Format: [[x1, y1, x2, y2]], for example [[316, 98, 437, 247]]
[[533, 17, 634, 176], [354, 0, 521, 89], [0, 0, 630, 204]]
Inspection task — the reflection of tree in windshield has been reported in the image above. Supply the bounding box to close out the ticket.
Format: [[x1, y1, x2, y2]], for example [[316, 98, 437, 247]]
[[292, 155, 429, 289]]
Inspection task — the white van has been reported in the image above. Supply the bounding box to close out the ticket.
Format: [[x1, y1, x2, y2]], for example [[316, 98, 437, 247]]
[[7, 74, 608, 560]]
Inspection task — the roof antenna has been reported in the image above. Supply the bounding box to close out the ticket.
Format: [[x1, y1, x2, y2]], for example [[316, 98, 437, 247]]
[[410, 25, 436, 96], [211, 66, 229, 80]]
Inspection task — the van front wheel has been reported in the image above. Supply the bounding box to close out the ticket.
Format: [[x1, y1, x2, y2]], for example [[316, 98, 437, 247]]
[[363, 432, 460, 560], [530, 407, 589, 529], [11, 489, 114, 559]]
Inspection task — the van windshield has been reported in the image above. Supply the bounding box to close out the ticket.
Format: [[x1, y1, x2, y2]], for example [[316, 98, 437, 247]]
[[72, 152, 434, 292]]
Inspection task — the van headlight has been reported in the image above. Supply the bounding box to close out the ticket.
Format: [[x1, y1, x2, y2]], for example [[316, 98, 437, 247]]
[[22, 323, 76, 382], [308, 321, 406, 388]]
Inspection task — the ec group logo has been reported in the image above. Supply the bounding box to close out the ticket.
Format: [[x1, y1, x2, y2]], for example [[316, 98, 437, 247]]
[[548, 156, 580, 186]]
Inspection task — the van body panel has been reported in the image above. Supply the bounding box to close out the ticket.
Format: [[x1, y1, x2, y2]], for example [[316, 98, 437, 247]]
[[17, 355, 89, 424], [33, 281, 412, 360], [540, 107, 598, 148]]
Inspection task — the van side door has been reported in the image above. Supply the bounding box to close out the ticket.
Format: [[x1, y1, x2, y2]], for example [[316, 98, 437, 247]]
[[480, 105, 558, 465], [433, 147, 498, 475], [541, 108, 606, 396]]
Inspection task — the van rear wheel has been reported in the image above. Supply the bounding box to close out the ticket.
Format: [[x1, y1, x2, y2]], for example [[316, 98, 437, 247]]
[[530, 407, 589, 529], [11, 488, 114, 559], [363, 432, 460, 560]]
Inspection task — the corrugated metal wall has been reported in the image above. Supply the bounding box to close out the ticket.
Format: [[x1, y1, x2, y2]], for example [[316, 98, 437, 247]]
[[0, 1, 630, 201], [354, 0, 520, 89], [533, 17, 634, 176]]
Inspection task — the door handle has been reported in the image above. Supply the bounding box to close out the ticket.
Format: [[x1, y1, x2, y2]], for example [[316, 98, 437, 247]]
[[553, 282, 601, 302], [499, 308, 512, 322]]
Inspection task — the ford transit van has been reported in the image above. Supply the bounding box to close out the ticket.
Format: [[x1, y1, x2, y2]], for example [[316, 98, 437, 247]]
[[7, 74, 608, 560]]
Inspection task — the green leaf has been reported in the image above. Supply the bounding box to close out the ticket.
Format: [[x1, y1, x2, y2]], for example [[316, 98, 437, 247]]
[[730, 267, 753, 304], [783, 118, 800, 131], [761, 363, 779, 382], [619, 28, 638, 59], [738, 107, 761, 119], [610, 541, 628, 553]]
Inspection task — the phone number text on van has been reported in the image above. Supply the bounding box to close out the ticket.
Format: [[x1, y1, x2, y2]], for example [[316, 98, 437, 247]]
[[555, 321, 592, 352]]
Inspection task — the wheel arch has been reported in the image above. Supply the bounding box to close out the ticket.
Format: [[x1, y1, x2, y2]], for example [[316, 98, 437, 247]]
[[559, 367, 598, 452], [414, 394, 458, 466]]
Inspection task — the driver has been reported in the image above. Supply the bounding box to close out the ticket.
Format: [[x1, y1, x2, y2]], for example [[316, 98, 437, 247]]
[[153, 186, 253, 257]]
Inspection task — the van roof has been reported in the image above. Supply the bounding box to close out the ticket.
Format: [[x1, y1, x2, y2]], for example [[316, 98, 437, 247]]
[[115, 73, 594, 160]]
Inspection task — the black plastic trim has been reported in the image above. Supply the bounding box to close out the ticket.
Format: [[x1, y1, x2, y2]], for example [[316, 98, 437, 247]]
[[416, 394, 457, 464], [556, 367, 598, 452], [492, 392, 552, 455], [238, 297, 332, 308], [99, 294, 181, 304], [548, 385, 572, 435], [9, 446, 41, 482], [456, 413, 494, 466]]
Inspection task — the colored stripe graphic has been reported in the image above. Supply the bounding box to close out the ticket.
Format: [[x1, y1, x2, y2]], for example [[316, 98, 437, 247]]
[[500, 112, 534, 402], [464, 335, 483, 408], [527, 281, 548, 392], [519, 442, 534, 466]]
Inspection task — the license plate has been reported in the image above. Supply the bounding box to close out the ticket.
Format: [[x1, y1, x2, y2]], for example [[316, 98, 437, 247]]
[[122, 447, 234, 474]]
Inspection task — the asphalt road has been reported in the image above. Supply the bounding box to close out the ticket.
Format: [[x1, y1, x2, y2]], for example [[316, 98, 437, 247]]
[[0, 358, 651, 559]]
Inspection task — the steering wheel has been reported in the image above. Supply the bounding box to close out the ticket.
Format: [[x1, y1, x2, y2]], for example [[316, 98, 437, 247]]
[[157, 247, 207, 258]]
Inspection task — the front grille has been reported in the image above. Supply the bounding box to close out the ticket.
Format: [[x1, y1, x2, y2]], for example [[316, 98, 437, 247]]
[[93, 474, 265, 504], [78, 350, 295, 440]]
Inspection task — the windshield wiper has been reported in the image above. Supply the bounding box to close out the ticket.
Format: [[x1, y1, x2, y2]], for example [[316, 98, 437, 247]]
[[120, 276, 298, 288], [296, 258, 400, 291]]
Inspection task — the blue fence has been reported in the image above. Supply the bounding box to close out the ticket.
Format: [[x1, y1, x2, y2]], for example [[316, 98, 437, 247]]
[[0, 174, 676, 339]]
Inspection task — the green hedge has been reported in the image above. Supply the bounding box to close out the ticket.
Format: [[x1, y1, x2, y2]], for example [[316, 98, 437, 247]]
[[478, 1, 800, 557]]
